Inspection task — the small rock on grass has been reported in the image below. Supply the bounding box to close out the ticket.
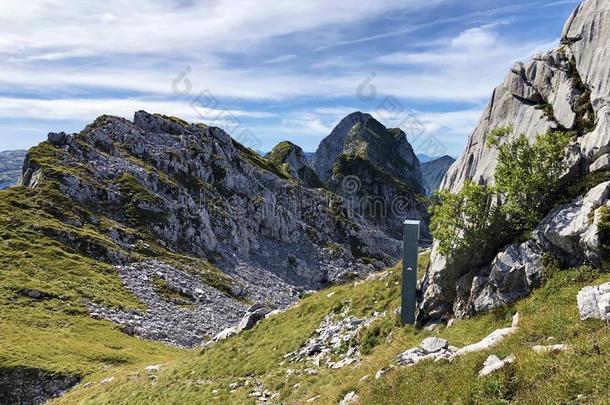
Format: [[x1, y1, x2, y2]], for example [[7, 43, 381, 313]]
[[532, 344, 569, 353], [339, 391, 359, 404], [478, 354, 515, 378]]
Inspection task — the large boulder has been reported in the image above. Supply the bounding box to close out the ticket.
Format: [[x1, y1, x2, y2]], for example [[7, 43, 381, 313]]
[[534, 181, 610, 267]]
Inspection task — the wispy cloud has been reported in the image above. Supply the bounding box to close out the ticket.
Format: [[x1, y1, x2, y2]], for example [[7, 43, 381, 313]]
[[0, 97, 275, 122]]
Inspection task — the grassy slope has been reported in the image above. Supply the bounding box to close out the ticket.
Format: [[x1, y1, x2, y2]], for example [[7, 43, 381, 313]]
[[0, 182, 189, 378], [51, 254, 610, 405]]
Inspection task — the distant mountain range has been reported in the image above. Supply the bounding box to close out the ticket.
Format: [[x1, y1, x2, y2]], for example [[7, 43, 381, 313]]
[[0, 150, 26, 189], [421, 155, 456, 195]]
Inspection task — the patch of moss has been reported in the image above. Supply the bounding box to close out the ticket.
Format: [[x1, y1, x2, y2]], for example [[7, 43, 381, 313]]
[[151, 275, 194, 308], [116, 173, 167, 226]]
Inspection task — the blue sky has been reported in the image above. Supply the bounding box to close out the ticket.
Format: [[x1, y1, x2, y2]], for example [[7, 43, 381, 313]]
[[0, 0, 580, 156]]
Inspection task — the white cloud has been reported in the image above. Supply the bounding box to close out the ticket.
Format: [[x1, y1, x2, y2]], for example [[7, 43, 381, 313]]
[[0, 0, 442, 59], [451, 26, 497, 49], [0, 97, 274, 122]]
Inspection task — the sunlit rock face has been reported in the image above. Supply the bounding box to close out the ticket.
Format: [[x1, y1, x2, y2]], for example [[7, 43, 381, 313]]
[[419, 0, 610, 323]]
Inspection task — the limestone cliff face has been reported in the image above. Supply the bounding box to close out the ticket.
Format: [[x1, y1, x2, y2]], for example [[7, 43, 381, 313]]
[[419, 0, 610, 323]]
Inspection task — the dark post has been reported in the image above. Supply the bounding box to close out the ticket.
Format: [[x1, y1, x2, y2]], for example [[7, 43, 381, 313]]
[[401, 220, 420, 325]]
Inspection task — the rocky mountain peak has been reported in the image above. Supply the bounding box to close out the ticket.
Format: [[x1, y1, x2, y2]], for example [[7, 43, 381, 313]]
[[313, 111, 424, 191], [311, 112, 374, 182], [312, 113, 427, 239], [266, 141, 323, 188]]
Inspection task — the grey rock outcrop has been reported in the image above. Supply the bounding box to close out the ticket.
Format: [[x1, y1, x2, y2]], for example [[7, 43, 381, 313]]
[[236, 305, 270, 332], [420, 337, 449, 353], [419, 0, 610, 323], [577, 282, 610, 321], [421, 155, 455, 195], [441, 0, 608, 193], [534, 181, 610, 267], [0, 367, 79, 405], [395, 338, 457, 366], [286, 307, 382, 369]]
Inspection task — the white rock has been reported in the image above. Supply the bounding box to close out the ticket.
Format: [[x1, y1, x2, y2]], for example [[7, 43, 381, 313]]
[[589, 154, 610, 172], [478, 354, 515, 377], [99, 377, 114, 385], [144, 365, 162, 373], [577, 282, 610, 321], [395, 348, 425, 365], [339, 391, 359, 405], [453, 314, 519, 358], [420, 337, 449, 354], [532, 344, 569, 353], [375, 368, 390, 380]]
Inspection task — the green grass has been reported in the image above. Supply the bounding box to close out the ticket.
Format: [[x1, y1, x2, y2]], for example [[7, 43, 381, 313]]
[[0, 185, 186, 390]]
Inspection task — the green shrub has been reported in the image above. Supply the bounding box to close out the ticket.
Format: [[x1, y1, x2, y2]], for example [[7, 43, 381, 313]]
[[429, 182, 507, 259], [431, 128, 571, 260], [492, 128, 571, 230]]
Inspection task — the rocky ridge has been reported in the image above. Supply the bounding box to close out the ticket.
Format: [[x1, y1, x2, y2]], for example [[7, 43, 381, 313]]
[[19, 111, 403, 347]]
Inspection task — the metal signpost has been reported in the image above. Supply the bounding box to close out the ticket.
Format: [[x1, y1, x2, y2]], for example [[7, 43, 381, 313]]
[[401, 220, 420, 325]]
